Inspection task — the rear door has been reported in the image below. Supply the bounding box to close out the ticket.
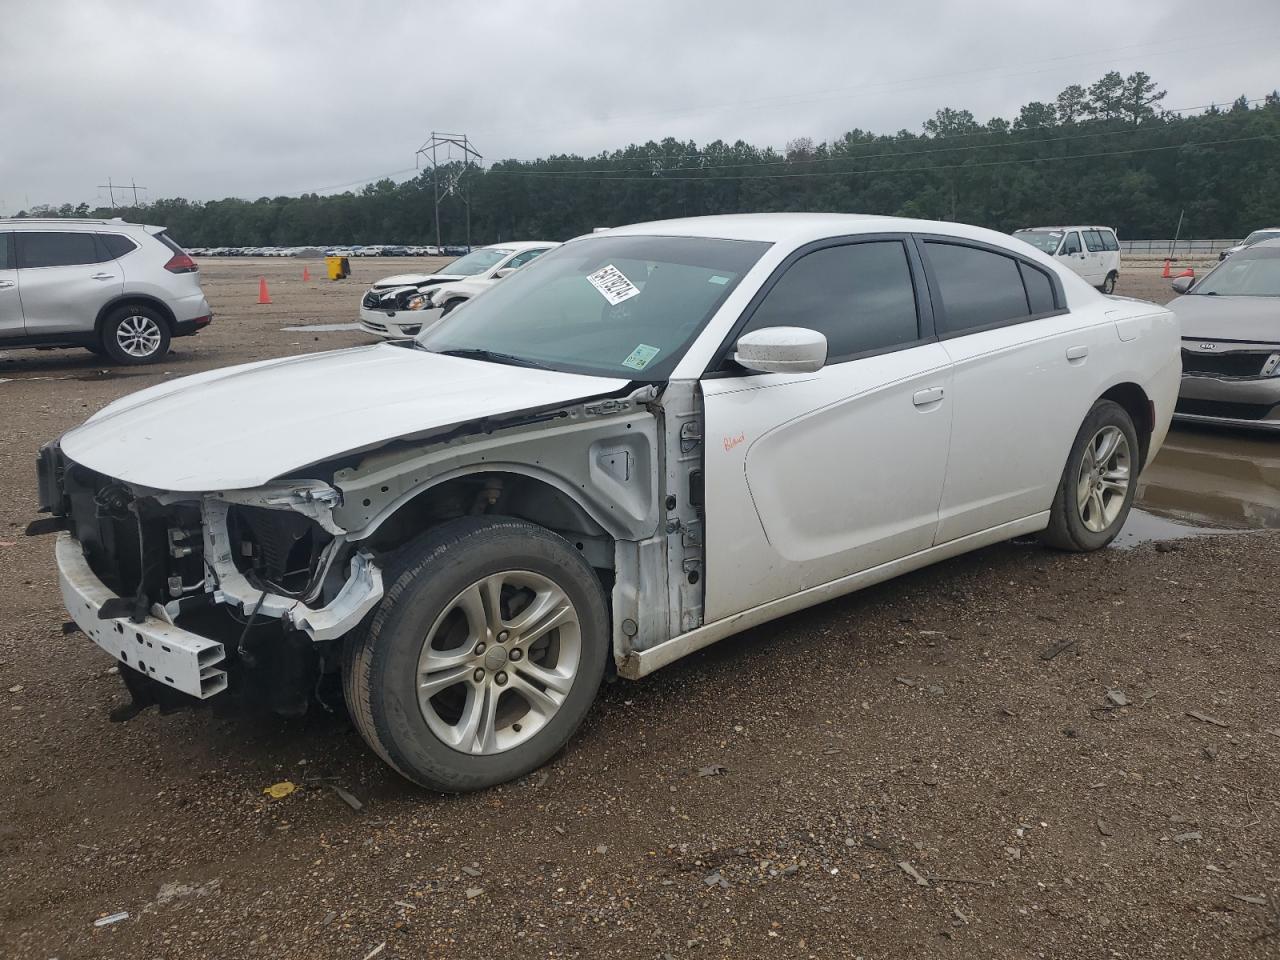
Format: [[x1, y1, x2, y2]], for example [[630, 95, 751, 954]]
[[16, 231, 123, 335], [920, 238, 1112, 541], [701, 236, 953, 620], [0, 233, 21, 338]]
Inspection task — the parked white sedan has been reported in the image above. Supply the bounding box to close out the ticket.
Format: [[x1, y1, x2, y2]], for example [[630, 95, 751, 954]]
[[38, 213, 1180, 791], [359, 241, 558, 338]]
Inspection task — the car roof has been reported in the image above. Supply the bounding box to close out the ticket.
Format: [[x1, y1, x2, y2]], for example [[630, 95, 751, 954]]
[[1238, 238, 1280, 256], [1016, 225, 1116, 233], [0, 218, 159, 233], [480, 240, 558, 251], [597, 212, 1035, 249]]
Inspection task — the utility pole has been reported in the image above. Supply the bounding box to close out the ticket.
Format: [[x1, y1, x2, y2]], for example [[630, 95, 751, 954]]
[[129, 179, 147, 207], [415, 132, 482, 252], [97, 178, 118, 211]]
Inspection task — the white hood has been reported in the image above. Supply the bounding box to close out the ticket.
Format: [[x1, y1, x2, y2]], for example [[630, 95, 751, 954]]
[[60, 344, 628, 491], [372, 272, 465, 288]]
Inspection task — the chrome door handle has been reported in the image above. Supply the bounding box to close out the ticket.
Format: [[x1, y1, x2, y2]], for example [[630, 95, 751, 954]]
[[0, 280, 14, 289], [913, 387, 945, 406], [1066, 345, 1089, 361], [90, 273, 116, 280]]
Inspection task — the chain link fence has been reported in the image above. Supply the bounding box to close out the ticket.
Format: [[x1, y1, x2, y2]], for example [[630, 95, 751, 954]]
[[1119, 239, 1240, 255]]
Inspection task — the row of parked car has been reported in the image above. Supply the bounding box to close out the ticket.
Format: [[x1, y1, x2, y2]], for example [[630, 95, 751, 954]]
[[184, 244, 470, 258]]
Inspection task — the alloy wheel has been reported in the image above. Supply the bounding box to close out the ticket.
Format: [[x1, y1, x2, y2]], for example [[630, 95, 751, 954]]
[[416, 570, 581, 755], [116, 314, 163, 358], [1075, 425, 1130, 533]]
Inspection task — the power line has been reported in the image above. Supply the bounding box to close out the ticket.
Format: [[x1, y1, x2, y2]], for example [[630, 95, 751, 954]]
[[484, 134, 1277, 183], [488, 98, 1273, 178]]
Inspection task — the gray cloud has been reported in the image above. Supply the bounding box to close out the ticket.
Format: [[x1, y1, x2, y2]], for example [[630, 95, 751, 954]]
[[2, 0, 1277, 212]]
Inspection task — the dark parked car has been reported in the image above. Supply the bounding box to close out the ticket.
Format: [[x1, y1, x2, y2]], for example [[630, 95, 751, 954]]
[[1169, 239, 1280, 431]]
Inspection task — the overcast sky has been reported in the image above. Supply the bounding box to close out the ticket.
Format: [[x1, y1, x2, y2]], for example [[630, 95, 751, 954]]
[[3, 0, 1278, 213]]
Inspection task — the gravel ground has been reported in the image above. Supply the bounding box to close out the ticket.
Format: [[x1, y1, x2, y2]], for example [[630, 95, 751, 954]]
[[1, 257, 1276, 959]]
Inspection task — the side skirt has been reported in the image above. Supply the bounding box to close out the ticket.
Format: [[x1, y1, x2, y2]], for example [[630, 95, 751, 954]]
[[618, 512, 1050, 679]]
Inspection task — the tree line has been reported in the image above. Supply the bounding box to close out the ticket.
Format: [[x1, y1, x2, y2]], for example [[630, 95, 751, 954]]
[[18, 71, 1280, 246]]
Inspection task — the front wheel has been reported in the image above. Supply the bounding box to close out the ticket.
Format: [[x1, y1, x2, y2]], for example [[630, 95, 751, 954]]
[[1041, 400, 1139, 551], [343, 517, 610, 791]]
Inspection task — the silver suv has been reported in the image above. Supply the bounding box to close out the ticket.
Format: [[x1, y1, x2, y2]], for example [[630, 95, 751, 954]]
[[0, 218, 211, 364]]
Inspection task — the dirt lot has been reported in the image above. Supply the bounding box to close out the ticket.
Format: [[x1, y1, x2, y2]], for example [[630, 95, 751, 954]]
[[1, 257, 1278, 959]]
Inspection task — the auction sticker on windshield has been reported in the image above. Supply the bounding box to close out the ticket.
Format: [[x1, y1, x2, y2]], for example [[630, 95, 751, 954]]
[[587, 264, 641, 305], [622, 343, 660, 371]]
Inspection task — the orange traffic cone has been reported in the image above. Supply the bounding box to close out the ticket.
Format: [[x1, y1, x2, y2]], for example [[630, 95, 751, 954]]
[[1176, 266, 1195, 279], [302, 266, 311, 282], [257, 277, 271, 304], [1161, 259, 1172, 279]]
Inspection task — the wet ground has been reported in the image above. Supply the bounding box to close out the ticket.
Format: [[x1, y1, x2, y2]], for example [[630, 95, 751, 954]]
[[1, 256, 1277, 958]]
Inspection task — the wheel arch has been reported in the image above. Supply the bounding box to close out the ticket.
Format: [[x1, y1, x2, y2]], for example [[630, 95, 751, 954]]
[[94, 294, 177, 336], [1099, 381, 1153, 468]]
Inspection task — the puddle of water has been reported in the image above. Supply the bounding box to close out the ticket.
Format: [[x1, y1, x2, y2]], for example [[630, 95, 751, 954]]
[[1137, 425, 1280, 530], [280, 323, 361, 332], [1109, 508, 1236, 550]]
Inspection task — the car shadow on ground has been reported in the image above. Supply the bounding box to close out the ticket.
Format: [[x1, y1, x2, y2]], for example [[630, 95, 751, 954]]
[[0, 346, 204, 378]]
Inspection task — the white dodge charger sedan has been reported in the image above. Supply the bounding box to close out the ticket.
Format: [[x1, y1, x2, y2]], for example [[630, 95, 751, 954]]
[[36, 213, 1179, 792]]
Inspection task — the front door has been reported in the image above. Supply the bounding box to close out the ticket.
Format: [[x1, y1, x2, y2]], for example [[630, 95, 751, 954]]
[[700, 237, 954, 621], [1056, 230, 1090, 282], [0, 233, 21, 338], [15, 231, 122, 335]]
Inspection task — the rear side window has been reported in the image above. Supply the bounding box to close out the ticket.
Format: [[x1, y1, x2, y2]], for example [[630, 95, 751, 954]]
[[924, 242, 1033, 334], [155, 231, 186, 255], [17, 231, 110, 268], [1019, 262, 1057, 315], [1083, 230, 1104, 253], [0, 233, 13, 271], [1100, 231, 1119, 251], [743, 240, 920, 361], [99, 233, 138, 258]]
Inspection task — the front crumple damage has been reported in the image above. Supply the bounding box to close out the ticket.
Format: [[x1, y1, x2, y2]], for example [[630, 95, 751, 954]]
[[196, 484, 384, 643]]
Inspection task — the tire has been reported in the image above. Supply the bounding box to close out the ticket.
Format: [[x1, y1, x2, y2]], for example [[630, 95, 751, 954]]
[[1100, 272, 1117, 295], [343, 516, 610, 792], [1041, 399, 1139, 552], [100, 304, 171, 365]]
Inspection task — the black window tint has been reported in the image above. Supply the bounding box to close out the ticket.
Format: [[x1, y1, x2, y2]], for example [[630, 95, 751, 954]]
[[1100, 231, 1119, 251], [1083, 230, 1104, 252], [18, 231, 107, 268], [1061, 232, 1082, 255], [743, 241, 919, 360], [1019, 262, 1056, 314], [924, 242, 1030, 334], [155, 231, 185, 255], [0, 233, 13, 271], [99, 233, 137, 258]]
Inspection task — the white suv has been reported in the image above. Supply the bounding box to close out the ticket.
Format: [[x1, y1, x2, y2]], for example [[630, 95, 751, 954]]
[[0, 218, 212, 364]]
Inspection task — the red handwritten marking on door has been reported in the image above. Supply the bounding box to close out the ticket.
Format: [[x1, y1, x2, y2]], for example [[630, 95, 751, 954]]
[[723, 433, 745, 452]]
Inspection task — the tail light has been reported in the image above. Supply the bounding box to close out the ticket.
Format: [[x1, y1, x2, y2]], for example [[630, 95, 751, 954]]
[[164, 253, 198, 274]]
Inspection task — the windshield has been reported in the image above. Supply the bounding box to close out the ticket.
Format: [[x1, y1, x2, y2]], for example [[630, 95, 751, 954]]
[[439, 247, 512, 276], [417, 234, 770, 380], [1243, 231, 1280, 247], [1193, 250, 1280, 297], [1014, 230, 1063, 254]]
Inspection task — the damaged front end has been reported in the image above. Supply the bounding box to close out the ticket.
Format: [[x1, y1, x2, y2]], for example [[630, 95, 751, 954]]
[[37, 445, 383, 714]]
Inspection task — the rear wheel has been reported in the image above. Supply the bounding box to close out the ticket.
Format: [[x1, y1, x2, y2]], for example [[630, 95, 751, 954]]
[[100, 304, 171, 364], [1041, 400, 1139, 551], [1100, 272, 1117, 295], [343, 517, 609, 792]]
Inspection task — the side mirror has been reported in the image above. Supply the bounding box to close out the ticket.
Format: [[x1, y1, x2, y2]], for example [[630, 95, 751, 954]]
[[1170, 276, 1194, 295], [734, 326, 827, 374], [493, 267, 515, 279]]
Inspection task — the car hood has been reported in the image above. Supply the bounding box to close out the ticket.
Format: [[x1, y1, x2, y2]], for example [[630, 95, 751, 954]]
[[60, 344, 629, 492], [1168, 294, 1280, 343], [372, 272, 465, 289]]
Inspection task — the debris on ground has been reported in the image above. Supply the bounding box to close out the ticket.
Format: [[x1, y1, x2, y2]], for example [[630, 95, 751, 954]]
[[1039, 638, 1078, 660], [154, 879, 220, 906], [262, 781, 297, 799], [1172, 831, 1203, 843], [464, 887, 484, 900], [897, 861, 930, 886], [1106, 688, 1129, 707], [696, 764, 727, 777], [93, 911, 129, 927], [1097, 819, 1114, 837], [361, 942, 386, 960], [330, 784, 364, 812], [1186, 710, 1229, 728]]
